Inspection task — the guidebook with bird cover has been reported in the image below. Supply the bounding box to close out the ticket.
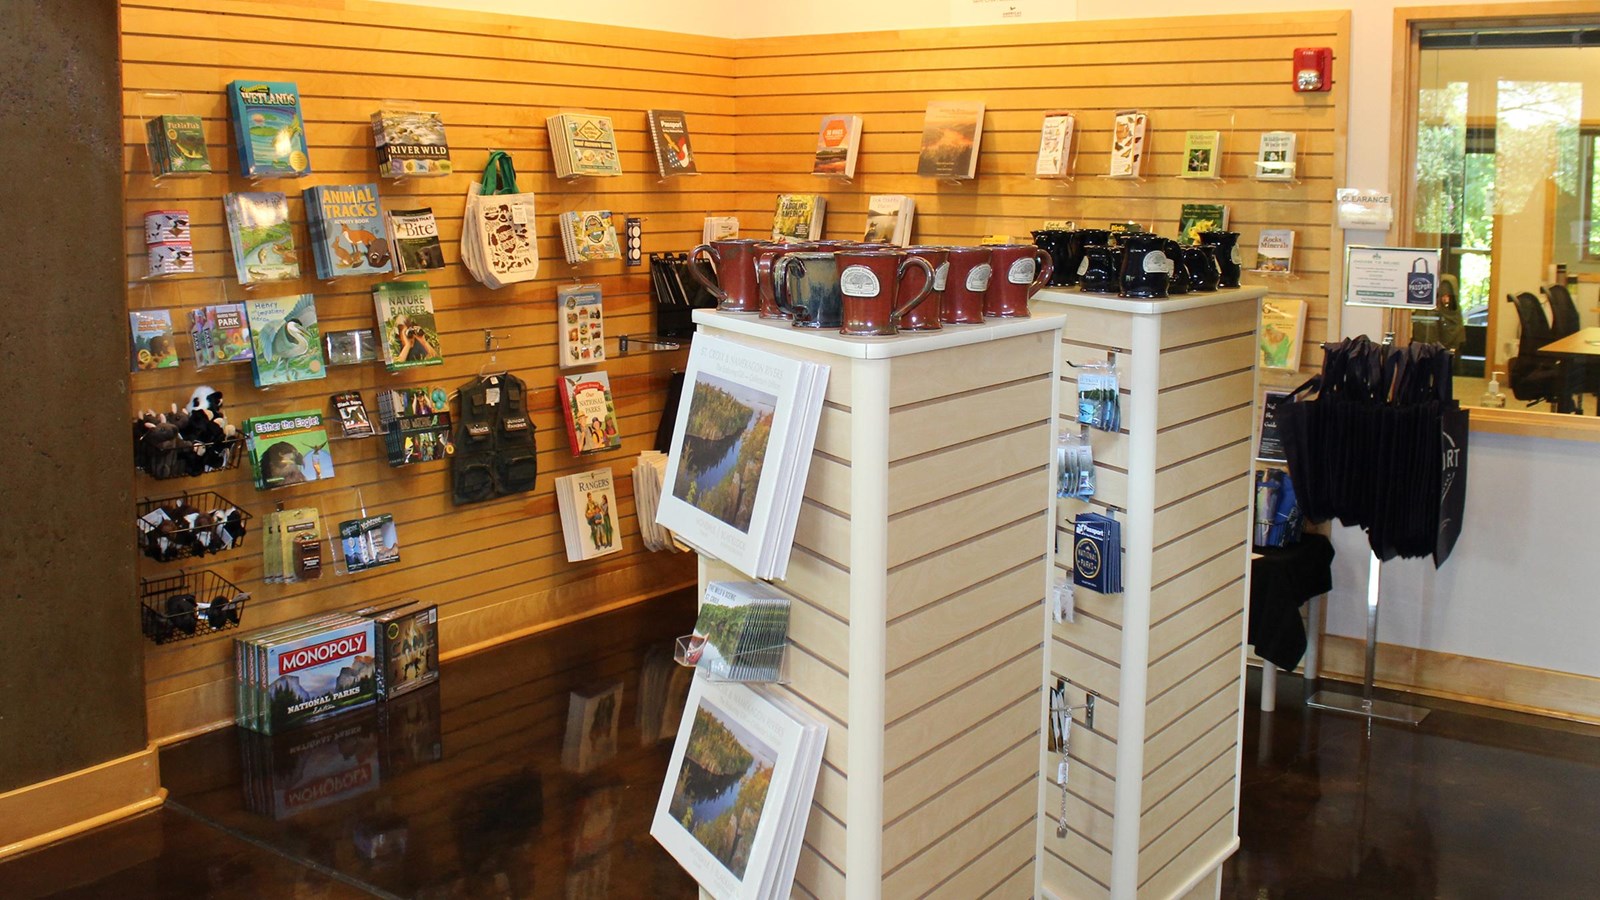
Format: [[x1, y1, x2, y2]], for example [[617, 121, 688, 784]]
[[244, 410, 335, 490], [245, 294, 326, 387]]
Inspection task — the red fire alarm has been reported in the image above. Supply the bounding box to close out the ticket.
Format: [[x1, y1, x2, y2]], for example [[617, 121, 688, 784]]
[[1294, 47, 1333, 92]]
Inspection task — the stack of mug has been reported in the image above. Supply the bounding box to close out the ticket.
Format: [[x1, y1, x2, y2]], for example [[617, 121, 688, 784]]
[[1030, 227, 1243, 300], [686, 238, 1054, 336]]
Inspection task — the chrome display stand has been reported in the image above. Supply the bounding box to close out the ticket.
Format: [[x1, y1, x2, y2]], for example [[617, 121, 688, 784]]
[[1306, 550, 1429, 724]]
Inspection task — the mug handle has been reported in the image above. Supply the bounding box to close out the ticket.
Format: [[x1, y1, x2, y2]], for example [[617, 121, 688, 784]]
[[687, 244, 727, 303], [774, 255, 808, 320], [892, 256, 936, 320], [755, 250, 781, 311], [1029, 249, 1055, 298]]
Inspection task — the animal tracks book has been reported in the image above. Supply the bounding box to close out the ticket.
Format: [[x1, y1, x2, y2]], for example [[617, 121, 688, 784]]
[[649, 109, 698, 177], [559, 371, 623, 456], [225, 192, 299, 285], [917, 100, 984, 179], [304, 183, 392, 279], [656, 335, 828, 580], [245, 293, 326, 387], [651, 677, 824, 900], [811, 114, 862, 178], [555, 468, 623, 562]]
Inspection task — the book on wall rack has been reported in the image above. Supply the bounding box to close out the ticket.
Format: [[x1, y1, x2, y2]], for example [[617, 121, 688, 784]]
[[1259, 298, 1307, 371], [225, 192, 298, 285], [651, 676, 825, 900], [1256, 131, 1297, 181], [917, 100, 984, 179], [703, 217, 740, 242], [244, 294, 326, 387], [559, 371, 623, 456], [129, 310, 179, 371], [655, 334, 829, 581], [555, 468, 623, 562], [1108, 110, 1149, 178], [633, 450, 684, 553], [1180, 129, 1223, 178], [243, 410, 335, 490], [547, 112, 623, 177], [376, 386, 454, 467], [1177, 203, 1230, 245], [188, 304, 254, 368], [560, 209, 623, 264], [145, 114, 211, 176], [371, 107, 452, 179], [1034, 111, 1075, 177], [371, 281, 443, 372], [771, 194, 825, 243], [304, 183, 392, 279], [862, 194, 915, 245], [1255, 229, 1295, 274], [558, 283, 606, 369], [226, 79, 310, 178], [386, 207, 445, 274], [648, 109, 698, 177], [811, 113, 863, 178], [687, 581, 791, 682]]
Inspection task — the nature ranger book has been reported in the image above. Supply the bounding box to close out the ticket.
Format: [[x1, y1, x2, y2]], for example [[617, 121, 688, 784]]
[[648, 109, 698, 177], [227, 79, 311, 178], [371, 281, 443, 372]]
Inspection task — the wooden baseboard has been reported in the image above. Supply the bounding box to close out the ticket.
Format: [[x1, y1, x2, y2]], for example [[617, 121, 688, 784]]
[[1320, 635, 1600, 725], [0, 745, 166, 859]]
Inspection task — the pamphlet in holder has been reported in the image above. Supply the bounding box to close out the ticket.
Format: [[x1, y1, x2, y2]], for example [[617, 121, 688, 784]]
[[1175, 108, 1236, 183], [136, 91, 211, 185], [673, 634, 791, 685]]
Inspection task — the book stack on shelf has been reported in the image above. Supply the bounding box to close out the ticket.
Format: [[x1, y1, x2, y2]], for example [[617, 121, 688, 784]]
[[226, 79, 311, 178], [560, 209, 623, 264], [372, 281, 444, 372], [648, 109, 698, 177], [555, 467, 623, 562], [862, 194, 915, 245], [702, 216, 740, 242], [376, 386, 453, 467], [304, 183, 392, 279], [771, 194, 826, 243], [632, 450, 683, 552], [811, 113, 863, 178], [656, 334, 828, 580], [386, 207, 446, 274], [557, 283, 606, 369], [559, 371, 623, 456], [681, 581, 791, 682], [651, 677, 825, 900], [225, 192, 299, 285], [547, 112, 623, 177], [371, 107, 452, 178]]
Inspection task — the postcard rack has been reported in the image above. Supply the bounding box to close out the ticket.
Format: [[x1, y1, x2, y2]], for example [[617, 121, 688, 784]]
[[136, 490, 251, 562], [139, 568, 249, 645]]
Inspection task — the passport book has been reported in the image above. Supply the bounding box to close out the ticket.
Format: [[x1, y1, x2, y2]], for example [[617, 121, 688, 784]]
[[1072, 513, 1123, 594]]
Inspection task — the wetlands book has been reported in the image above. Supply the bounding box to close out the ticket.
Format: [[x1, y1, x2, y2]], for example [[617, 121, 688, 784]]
[[651, 677, 825, 900], [1035, 111, 1075, 176], [555, 467, 623, 562], [370, 107, 452, 178], [558, 283, 606, 369], [771, 194, 825, 243], [1255, 229, 1296, 274], [371, 281, 443, 372], [656, 334, 829, 581], [226, 79, 310, 178], [917, 100, 985, 179], [386, 207, 445, 274], [225, 192, 299, 285], [244, 410, 335, 490], [648, 109, 698, 177], [1181, 129, 1222, 178], [304, 183, 392, 279], [811, 114, 863, 178], [245, 293, 327, 387], [559, 371, 623, 456], [1177, 203, 1230, 245]]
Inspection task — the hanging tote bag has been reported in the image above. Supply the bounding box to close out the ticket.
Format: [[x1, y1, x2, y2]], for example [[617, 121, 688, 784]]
[[462, 151, 539, 289]]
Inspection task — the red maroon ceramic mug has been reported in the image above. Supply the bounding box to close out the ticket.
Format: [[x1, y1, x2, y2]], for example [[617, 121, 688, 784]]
[[836, 250, 935, 337], [688, 238, 766, 313], [941, 246, 993, 325], [984, 244, 1054, 318], [754, 242, 810, 320], [897, 247, 949, 331]]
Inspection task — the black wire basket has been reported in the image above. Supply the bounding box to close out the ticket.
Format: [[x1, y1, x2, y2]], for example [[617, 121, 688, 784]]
[[136, 490, 251, 562], [140, 568, 250, 645]]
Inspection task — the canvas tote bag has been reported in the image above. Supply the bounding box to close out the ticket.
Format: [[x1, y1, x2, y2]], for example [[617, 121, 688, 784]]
[[462, 150, 539, 289]]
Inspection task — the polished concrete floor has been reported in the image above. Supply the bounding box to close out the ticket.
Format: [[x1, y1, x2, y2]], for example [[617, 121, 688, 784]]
[[3, 592, 1599, 898]]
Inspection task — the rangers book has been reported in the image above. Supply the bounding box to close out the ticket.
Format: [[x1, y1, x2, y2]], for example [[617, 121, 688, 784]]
[[129, 309, 179, 371], [559, 371, 623, 456], [304, 183, 392, 279], [226, 79, 311, 178], [1181, 129, 1222, 178], [558, 283, 606, 369], [917, 101, 984, 179], [371, 281, 443, 372], [244, 410, 335, 490], [225, 192, 299, 285], [386, 207, 446, 274], [371, 107, 452, 178], [811, 114, 862, 178], [555, 468, 623, 562], [244, 293, 326, 387], [771, 194, 825, 242], [648, 109, 698, 177]]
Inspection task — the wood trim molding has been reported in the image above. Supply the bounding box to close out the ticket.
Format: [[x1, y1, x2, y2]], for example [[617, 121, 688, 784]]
[[1320, 634, 1600, 725], [1468, 407, 1600, 442], [0, 745, 166, 860]]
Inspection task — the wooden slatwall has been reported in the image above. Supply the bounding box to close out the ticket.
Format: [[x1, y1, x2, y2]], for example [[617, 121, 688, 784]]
[[121, 0, 733, 741], [1046, 292, 1258, 899], [731, 12, 1349, 376]]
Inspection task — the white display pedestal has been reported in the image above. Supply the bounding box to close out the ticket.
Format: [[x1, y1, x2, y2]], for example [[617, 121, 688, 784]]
[[690, 308, 1064, 899], [1032, 287, 1266, 900]]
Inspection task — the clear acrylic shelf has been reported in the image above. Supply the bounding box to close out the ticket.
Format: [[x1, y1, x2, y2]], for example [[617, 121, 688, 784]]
[[674, 634, 791, 684]]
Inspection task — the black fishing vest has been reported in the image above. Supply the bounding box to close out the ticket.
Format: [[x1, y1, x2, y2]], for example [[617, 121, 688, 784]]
[[452, 373, 538, 504]]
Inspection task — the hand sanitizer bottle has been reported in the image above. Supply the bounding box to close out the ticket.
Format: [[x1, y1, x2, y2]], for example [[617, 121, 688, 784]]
[[1480, 372, 1506, 408]]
